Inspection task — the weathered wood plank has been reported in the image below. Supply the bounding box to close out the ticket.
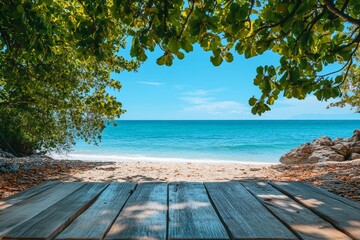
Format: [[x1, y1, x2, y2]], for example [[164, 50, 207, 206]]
[[56, 182, 136, 240], [4, 183, 108, 240], [105, 182, 167, 240], [302, 182, 360, 211], [205, 182, 296, 239], [243, 182, 351, 240], [168, 182, 229, 240], [271, 181, 360, 240], [0, 181, 61, 210], [0, 182, 85, 238]]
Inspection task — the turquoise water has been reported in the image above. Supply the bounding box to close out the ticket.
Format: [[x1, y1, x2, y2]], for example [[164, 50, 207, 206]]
[[59, 120, 359, 163]]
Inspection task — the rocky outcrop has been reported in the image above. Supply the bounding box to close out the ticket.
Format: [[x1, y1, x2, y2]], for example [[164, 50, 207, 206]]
[[0, 148, 15, 158], [280, 130, 360, 164]]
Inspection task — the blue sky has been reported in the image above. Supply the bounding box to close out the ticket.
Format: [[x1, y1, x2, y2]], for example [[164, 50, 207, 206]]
[[112, 45, 358, 120]]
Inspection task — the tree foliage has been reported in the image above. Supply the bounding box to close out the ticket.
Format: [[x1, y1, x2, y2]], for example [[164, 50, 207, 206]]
[[117, 0, 359, 114], [0, 1, 137, 155], [329, 64, 360, 112], [1, 0, 359, 154]]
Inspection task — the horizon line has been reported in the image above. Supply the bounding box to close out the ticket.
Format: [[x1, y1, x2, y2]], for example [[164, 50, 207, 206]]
[[115, 119, 359, 121]]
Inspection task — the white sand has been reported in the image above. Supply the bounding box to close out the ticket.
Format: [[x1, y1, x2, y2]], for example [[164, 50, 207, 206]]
[[68, 161, 278, 182]]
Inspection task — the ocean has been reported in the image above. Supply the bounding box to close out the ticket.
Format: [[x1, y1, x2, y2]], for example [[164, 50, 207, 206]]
[[56, 120, 359, 163]]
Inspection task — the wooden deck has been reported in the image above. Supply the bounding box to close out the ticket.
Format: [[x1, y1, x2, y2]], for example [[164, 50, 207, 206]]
[[0, 181, 359, 240]]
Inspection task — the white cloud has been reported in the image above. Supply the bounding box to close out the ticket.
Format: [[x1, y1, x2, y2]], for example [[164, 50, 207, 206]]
[[184, 100, 245, 115], [137, 81, 164, 86], [183, 88, 224, 96], [180, 88, 245, 116], [182, 96, 215, 104]]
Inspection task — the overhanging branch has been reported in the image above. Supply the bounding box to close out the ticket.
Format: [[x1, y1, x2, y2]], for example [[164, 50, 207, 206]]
[[324, 0, 360, 26]]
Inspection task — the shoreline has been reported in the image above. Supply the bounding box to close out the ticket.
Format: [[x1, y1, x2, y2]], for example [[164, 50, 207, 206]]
[[1, 157, 359, 203], [50, 153, 280, 165]]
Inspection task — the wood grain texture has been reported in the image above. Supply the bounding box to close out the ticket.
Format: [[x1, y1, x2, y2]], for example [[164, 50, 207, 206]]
[[0, 181, 60, 210], [243, 182, 351, 240], [56, 182, 136, 240], [205, 182, 296, 239], [168, 182, 229, 240], [0, 182, 85, 238], [271, 182, 360, 240], [105, 182, 167, 240], [4, 183, 108, 240], [301, 182, 360, 211]]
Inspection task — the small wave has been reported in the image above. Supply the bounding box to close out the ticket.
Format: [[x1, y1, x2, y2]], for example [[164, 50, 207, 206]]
[[49, 153, 277, 165]]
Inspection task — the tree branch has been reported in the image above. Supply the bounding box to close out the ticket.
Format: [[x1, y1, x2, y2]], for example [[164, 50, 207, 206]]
[[163, 0, 168, 34], [249, 0, 301, 37], [338, 42, 359, 86], [77, 0, 97, 34], [177, 0, 195, 39], [294, 9, 326, 48], [324, 0, 360, 26], [317, 41, 359, 82], [340, 0, 350, 12], [331, 31, 360, 52]]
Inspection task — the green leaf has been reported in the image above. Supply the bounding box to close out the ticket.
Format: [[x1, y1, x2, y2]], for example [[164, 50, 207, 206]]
[[181, 39, 193, 53], [175, 51, 185, 60], [267, 97, 275, 105], [210, 54, 223, 66], [249, 97, 257, 106], [288, 3, 295, 13], [223, 52, 234, 62], [245, 48, 255, 59], [335, 75, 343, 84], [17, 5, 24, 13], [156, 55, 166, 65], [256, 66, 263, 75], [169, 38, 181, 52]]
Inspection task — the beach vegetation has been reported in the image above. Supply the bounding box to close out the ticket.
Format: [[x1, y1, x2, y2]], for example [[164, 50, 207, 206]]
[[0, 1, 138, 155]]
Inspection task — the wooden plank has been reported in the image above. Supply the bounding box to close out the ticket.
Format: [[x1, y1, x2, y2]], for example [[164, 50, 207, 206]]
[[205, 182, 296, 239], [56, 182, 136, 240], [243, 182, 351, 240], [302, 182, 360, 211], [105, 182, 167, 240], [168, 182, 229, 240], [4, 183, 108, 240], [0, 182, 85, 238], [271, 182, 360, 240], [0, 181, 61, 210]]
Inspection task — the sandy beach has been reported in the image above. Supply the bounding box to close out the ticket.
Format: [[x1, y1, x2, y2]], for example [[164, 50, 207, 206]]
[[1, 157, 359, 203]]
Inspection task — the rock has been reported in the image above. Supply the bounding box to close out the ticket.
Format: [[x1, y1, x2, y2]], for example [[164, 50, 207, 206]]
[[280, 143, 312, 164], [333, 138, 344, 144], [349, 130, 360, 141], [250, 167, 261, 171], [350, 152, 360, 160], [23, 165, 32, 171], [0, 163, 20, 173], [308, 150, 345, 163], [312, 136, 333, 146], [0, 149, 15, 158], [331, 143, 350, 156], [280, 130, 359, 164], [350, 142, 360, 153]]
